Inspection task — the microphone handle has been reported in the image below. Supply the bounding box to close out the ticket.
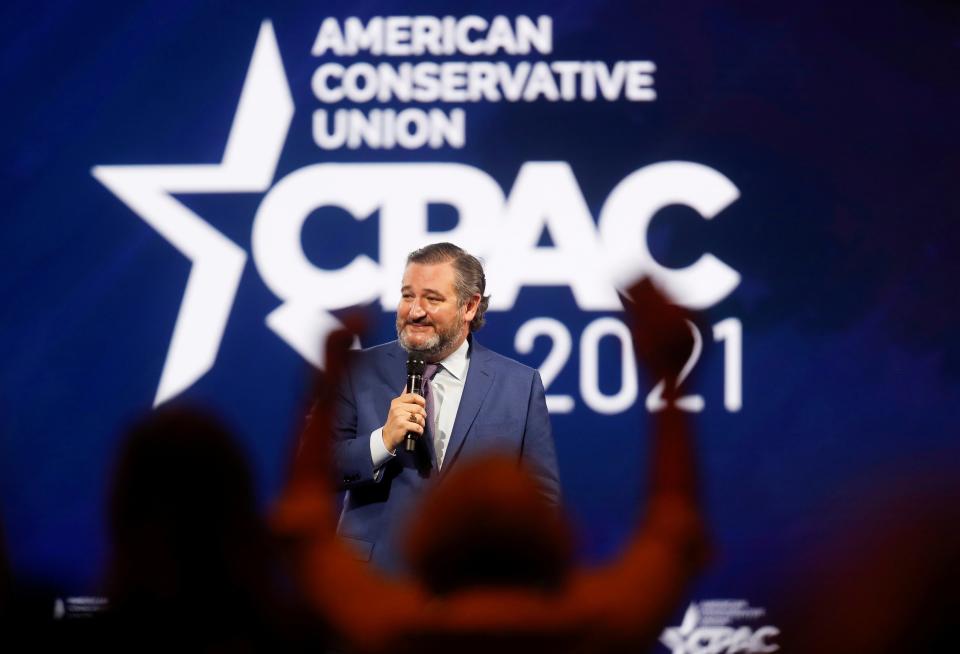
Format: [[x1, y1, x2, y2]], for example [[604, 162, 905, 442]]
[[404, 373, 423, 452]]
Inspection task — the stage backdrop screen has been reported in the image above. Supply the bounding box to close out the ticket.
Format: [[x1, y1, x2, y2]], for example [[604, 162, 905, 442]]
[[2, 2, 957, 647]]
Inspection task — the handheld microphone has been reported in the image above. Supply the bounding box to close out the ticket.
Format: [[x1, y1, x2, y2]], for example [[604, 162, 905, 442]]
[[405, 354, 426, 452]]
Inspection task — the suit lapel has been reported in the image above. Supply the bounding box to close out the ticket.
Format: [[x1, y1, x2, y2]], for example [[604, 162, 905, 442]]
[[384, 341, 405, 371], [382, 342, 409, 401], [441, 339, 495, 475]]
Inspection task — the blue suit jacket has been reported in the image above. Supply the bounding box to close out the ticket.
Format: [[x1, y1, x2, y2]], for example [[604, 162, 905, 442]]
[[331, 337, 560, 574]]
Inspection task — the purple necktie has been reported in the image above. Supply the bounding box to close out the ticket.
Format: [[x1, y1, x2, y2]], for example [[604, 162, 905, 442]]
[[423, 363, 439, 463]]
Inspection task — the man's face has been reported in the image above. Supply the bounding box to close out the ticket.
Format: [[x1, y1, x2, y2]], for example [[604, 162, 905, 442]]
[[396, 261, 476, 360]]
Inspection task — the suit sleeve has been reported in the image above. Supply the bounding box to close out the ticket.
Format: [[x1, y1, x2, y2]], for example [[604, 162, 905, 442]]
[[329, 360, 381, 490], [521, 371, 561, 505]]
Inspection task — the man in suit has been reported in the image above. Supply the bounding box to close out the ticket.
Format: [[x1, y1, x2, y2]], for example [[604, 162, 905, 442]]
[[330, 242, 560, 574]]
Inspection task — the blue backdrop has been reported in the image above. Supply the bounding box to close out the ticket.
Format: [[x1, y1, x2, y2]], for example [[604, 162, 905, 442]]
[[2, 1, 958, 637]]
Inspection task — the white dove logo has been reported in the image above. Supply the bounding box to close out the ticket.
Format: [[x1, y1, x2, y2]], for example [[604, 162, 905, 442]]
[[660, 602, 780, 654]]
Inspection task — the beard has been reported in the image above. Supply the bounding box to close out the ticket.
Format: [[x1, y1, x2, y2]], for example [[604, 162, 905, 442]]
[[397, 311, 464, 360]]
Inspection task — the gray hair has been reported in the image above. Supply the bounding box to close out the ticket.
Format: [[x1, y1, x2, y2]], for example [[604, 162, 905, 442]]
[[406, 242, 490, 332]]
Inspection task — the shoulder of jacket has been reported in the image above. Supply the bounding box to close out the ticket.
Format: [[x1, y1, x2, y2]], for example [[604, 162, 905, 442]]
[[472, 339, 538, 378]]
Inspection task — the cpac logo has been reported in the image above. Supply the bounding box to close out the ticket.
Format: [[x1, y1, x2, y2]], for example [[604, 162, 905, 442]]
[[661, 602, 780, 654], [93, 21, 741, 405]]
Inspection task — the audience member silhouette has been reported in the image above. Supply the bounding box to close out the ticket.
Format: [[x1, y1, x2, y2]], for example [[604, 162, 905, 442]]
[[275, 280, 709, 654], [773, 463, 960, 653], [404, 454, 573, 596], [100, 405, 316, 652], [0, 512, 65, 649]]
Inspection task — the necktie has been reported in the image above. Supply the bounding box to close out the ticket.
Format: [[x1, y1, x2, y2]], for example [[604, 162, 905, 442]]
[[422, 363, 440, 466]]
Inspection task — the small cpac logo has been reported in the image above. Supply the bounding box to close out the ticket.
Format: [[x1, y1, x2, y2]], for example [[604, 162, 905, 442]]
[[661, 603, 780, 654]]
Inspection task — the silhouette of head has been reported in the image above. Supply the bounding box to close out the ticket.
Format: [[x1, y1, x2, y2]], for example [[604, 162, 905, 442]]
[[107, 405, 264, 607], [404, 455, 572, 595]]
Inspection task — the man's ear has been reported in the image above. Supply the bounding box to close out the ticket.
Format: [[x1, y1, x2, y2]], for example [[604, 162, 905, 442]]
[[463, 293, 481, 321]]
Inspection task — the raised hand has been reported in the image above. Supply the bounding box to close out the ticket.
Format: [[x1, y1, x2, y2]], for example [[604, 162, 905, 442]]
[[623, 279, 699, 400]]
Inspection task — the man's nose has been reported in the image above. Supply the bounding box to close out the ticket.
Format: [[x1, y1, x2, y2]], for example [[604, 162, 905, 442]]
[[408, 300, 427, 319]]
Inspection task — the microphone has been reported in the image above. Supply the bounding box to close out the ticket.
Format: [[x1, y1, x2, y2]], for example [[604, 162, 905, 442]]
[[405, 353, 426, 452]]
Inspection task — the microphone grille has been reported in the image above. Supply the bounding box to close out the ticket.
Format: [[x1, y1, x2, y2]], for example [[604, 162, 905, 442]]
[[406, 354, 426, 376]]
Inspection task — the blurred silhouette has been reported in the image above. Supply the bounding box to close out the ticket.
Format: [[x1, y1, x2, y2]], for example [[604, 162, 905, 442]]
[[773, 463, 960, 653], [98, 405, 317, 652], [0, 511, 66, 649], [275, 280, 709, 654], [404, 455, 572, 596]]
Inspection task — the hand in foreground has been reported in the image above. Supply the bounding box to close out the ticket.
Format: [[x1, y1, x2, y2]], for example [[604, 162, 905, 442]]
[[624, 279, 699, 399], [276, 317, 364, 535]]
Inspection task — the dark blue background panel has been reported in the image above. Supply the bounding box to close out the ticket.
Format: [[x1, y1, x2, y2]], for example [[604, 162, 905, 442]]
[[2, 5, 957, 634]]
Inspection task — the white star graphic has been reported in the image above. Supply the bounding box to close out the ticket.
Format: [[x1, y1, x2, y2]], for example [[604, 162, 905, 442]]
[[660, 603, 701, 654], [93, 21, 294, 405]]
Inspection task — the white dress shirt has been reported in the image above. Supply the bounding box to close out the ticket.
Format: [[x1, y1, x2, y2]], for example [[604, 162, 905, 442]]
[[370, 337, 471, 472]]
